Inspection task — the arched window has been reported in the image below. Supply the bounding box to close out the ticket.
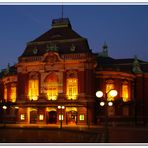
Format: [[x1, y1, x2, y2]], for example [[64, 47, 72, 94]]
[[44, 73, 58, 100], [10, 84, 16, 102], [122, 81, 129, 102], [28, 73, 39, 101], [106, 80, 115, 101], [66, 71, 78, 100]]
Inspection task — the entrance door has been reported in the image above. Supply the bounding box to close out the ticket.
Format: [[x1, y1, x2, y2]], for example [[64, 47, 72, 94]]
[[30, 110, 37, 124], [66, 111, 77, 125], [48, 111, 57, 124]]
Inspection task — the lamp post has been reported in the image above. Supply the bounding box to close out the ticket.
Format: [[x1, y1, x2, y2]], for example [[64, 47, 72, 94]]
[[96, 89, 118, 143], [58, 105, 65, 129]]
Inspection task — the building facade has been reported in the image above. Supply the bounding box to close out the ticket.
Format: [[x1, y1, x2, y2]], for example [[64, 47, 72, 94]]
[[0, 18, 148, 126]]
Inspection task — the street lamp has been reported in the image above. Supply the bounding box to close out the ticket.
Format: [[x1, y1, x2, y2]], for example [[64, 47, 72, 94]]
[[15, 106, 19, 109], [96, 89, 118, 143], [58, 105, 65, 129], [2, 106, 7, 110]]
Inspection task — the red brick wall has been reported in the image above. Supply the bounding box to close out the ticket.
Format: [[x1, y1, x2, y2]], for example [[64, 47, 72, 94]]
[[37, 108, 46, 124], [18, 107, 28, 123], [84, 69, 94, 96], [77, 107, 87, 125], [78, 71, 85, 93], [17, 73, 29, 101]]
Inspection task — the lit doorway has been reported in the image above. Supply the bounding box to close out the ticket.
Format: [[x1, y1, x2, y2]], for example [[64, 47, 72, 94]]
[[66, 110, 77, 125]]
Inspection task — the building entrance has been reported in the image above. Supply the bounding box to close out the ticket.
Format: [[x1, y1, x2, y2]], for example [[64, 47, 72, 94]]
[[47, 111, 57, 124], [66, 111, 77, 125], [30, 110, 37, 124]]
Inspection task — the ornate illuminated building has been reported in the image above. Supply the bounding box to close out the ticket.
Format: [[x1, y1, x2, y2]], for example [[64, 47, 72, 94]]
[[0, 18, 148, 125]]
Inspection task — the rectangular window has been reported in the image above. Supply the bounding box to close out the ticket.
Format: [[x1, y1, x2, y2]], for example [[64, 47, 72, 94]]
[[20, 114, 25, 120], [122, 84, 129, 102], [67, 78, 78, 100], [46, 82, 58, 100], [69, 88, 72, 96], [10, 86, 16, 102], [39, 114, 44, 121], [28, 80, 39, 100], [79, 115, 84, 121], [59, 114, 63, 120]]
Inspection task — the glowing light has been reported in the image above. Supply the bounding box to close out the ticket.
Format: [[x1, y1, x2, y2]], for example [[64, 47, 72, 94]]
[[109, 90, 118, 97], [58, 106, 61, 109], [4, 87, 7, 101], [45, 73, 58, 101], [10, 86, 16, 102], [20, 114, 25, 120], [79, 115, 84, 121], [47, 88, 58, 100], [100, 101, 105, 106], [39, 114, 44, 120], [59, 115, 63, 120], [15, 106, 19, 109], [122, 84, 129, 102], [28, 80, 39, 101], [2, 106, 7, 110], [96, 91, 103, 98], [106, 83, 114, 101], [58, 106, 65, 109], [108, 101, 113, 106], [67, 78, 78, 100]]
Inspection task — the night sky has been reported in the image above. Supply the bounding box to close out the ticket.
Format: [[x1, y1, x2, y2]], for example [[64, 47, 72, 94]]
[[0, 5, 148, 69]]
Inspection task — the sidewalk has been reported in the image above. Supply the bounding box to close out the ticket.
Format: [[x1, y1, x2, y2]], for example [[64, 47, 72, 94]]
[[0, 124, 103, 143], [1, 123, 148, 143], [0, 123, 104, 133], [0, 123, 93, 128], [1, 123, 148, 131]]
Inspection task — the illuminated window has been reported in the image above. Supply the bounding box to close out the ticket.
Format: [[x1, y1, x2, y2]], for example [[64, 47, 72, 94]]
[[122, 83, 129, 102], [67, 78, 78, 100], [39, 114, 44, 121], [10, 86, 16, 102], [4, 86, 7, 101], [20, 114, 25, 120], [79, 115, 84, 121], [106, 80, 114, 101], [28, 80, 39, 100], [46, 82, 58, 100], [59, 114, 63, 120], [45, 73, 58, 100]]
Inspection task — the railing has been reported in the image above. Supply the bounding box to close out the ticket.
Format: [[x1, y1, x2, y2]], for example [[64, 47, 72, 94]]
[[62, 53, 86, 60], [19, 56, 42, 62]]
